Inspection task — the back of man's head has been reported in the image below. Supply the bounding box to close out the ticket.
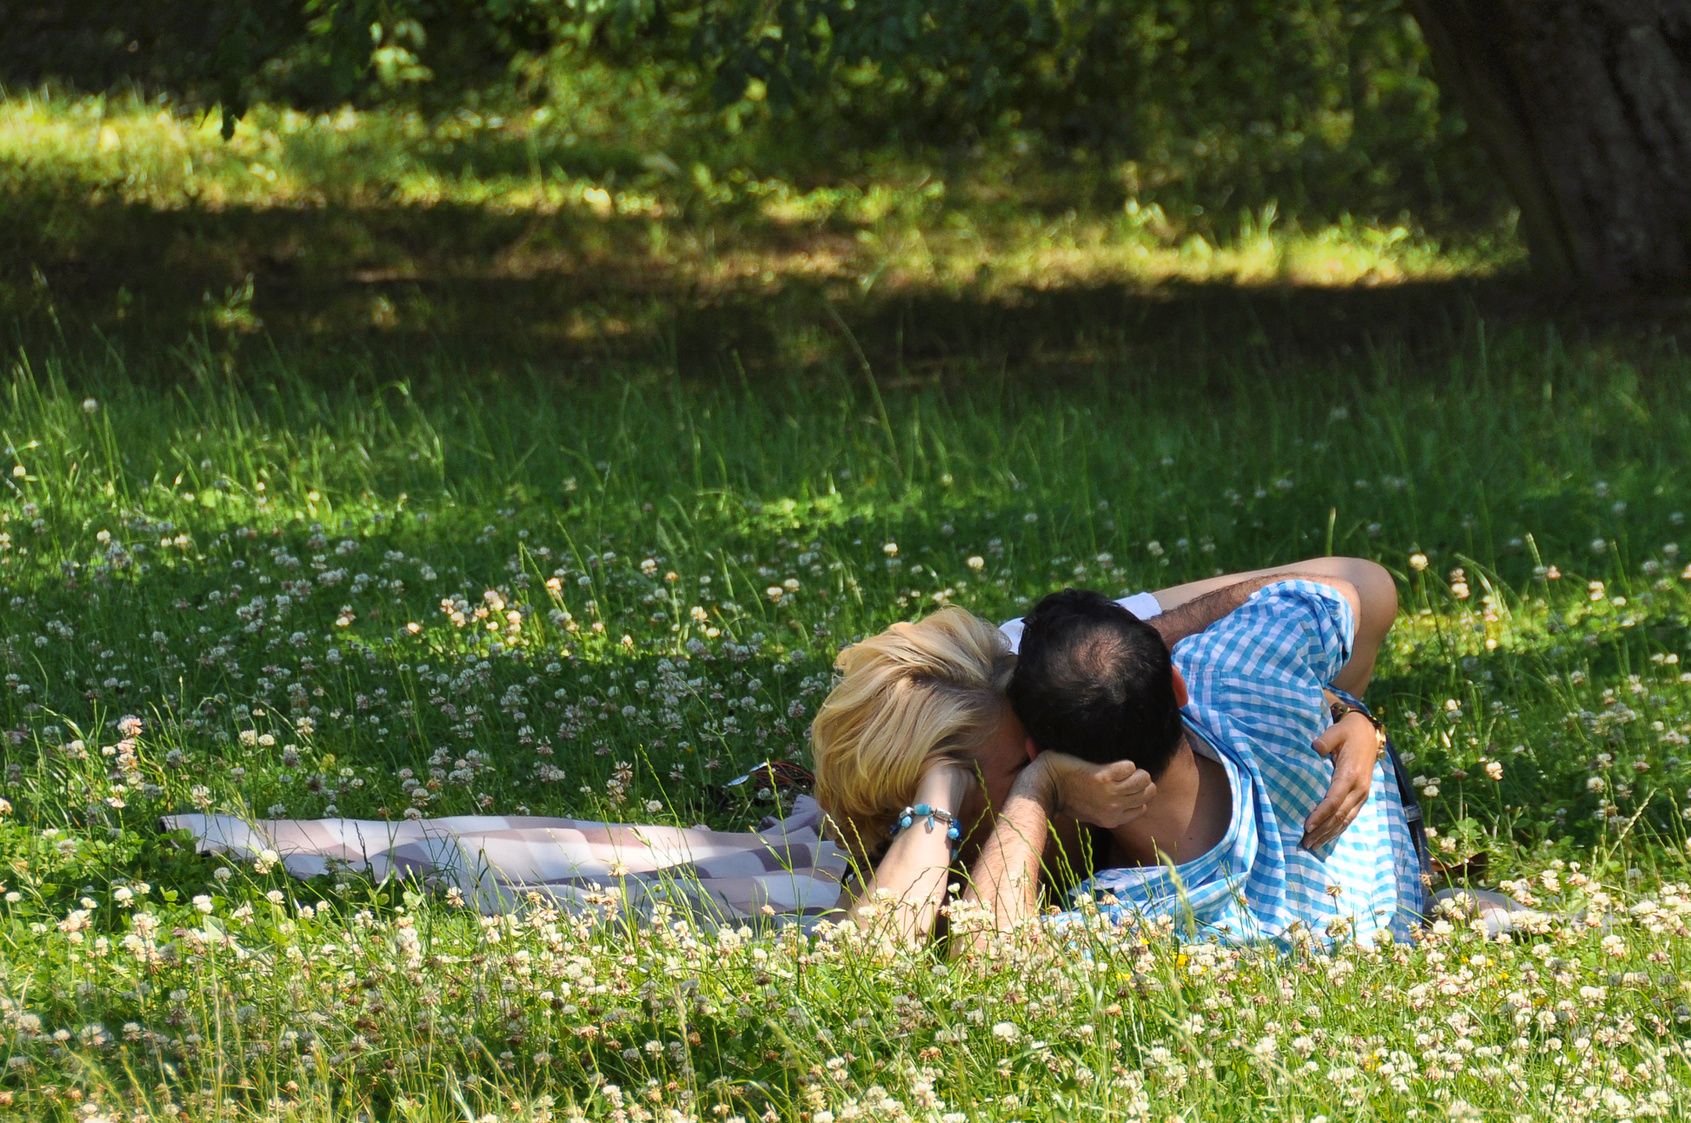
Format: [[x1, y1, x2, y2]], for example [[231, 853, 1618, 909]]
[[1006, 589, 1185, 776]]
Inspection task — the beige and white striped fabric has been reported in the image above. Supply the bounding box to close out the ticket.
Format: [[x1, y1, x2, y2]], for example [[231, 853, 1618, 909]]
[[163, 796, 847, 923]]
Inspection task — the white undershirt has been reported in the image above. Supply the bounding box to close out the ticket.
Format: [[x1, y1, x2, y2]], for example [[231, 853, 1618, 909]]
[[998, 591, 1162, 654]]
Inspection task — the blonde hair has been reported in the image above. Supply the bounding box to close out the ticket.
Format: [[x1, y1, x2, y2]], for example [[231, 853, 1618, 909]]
[[811, 607, 1014, 856]]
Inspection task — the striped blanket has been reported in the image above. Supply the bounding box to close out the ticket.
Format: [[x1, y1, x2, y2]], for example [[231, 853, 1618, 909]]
[[163, 796, 847, 923]]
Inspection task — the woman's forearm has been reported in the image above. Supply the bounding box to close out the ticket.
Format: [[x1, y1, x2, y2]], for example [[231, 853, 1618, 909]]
[[845, 767, 968, 946]]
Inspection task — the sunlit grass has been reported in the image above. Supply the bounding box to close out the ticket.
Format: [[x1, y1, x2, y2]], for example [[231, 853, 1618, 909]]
[[0, 319, 1689, 1118]]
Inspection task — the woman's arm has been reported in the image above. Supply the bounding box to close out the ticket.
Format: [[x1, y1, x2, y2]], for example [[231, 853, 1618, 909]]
[[841, 763, 970, 946]]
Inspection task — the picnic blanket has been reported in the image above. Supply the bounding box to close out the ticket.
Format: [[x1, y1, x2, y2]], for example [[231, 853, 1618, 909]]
[[163, 796, 848, 923]]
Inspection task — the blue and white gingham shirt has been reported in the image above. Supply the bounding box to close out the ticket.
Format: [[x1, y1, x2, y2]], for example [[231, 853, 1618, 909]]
[[1071, 580, 1422, 945]]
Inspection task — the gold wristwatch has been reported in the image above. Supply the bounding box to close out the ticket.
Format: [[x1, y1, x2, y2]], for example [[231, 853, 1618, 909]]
[[1328, 697, 1386, 749]]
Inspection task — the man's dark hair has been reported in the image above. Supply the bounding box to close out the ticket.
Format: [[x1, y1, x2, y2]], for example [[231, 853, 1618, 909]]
[[1006, 588, 1185, 776]]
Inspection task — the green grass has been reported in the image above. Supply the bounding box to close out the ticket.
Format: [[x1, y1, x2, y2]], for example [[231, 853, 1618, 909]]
[[0, 82, 1684, 1123], [2, 318, 1691, 1121]]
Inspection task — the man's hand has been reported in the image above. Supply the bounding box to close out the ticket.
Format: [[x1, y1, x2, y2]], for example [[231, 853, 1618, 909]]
[[1301, 712, 1381, 849], [1037, 753, 1155, 829]]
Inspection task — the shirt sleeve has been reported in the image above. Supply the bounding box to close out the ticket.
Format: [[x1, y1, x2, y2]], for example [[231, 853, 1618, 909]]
[[1172, 579, 1357, 756], [1229, 579, 1356, 687]]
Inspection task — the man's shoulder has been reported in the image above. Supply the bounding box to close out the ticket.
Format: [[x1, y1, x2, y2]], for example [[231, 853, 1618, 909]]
[[1176, 578, 1353, 666], [1175, 580, 1348, 739], [1237, 577, 1353, 618]]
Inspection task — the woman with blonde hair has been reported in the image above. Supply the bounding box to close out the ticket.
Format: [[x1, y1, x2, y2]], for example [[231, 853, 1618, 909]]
[[810, 557, 1404, 944]]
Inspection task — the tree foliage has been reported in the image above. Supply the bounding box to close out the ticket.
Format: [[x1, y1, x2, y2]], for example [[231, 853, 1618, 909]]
[[0, 0, 1496, 220]]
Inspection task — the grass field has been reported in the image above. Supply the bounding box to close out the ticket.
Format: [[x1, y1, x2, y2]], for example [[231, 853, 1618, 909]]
[[4, 90, 1691, 1123], [4, 323, 1691, 1122]]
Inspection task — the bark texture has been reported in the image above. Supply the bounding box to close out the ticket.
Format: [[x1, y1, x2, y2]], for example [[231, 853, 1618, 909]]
[[1407, 0, 1691, 285]]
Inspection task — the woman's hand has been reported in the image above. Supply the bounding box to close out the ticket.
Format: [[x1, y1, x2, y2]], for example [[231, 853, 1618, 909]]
[[918, 756, 975, 818], [1301, 711, 1381, 849], [1033, 752, 1155, 829]]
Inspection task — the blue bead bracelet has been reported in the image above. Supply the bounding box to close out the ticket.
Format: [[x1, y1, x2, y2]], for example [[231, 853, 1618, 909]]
[[890, 802, 962, 856]]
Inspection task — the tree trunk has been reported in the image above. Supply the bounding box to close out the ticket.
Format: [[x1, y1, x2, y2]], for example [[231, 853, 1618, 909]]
[[1405, 0, 1691, 286]]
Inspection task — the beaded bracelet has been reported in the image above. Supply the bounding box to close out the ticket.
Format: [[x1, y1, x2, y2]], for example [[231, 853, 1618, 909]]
[[889, 803, 962, 856]]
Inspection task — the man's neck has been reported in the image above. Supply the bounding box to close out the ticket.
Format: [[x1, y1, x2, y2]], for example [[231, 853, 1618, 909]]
[[1108, 733, 1231, 868]]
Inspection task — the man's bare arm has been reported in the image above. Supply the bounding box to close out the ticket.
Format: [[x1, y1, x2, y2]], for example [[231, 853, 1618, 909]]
[[958, 759, 1059, 950], [1149, 575, 1286, 648]]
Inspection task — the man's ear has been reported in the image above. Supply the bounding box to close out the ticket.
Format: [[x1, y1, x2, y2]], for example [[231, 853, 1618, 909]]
[[1024, 736, 1040, 762], [1171, 664, 1190, 708]]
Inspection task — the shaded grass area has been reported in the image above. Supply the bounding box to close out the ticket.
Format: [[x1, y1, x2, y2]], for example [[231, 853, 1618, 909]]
[[0, 91, 1540, 375]]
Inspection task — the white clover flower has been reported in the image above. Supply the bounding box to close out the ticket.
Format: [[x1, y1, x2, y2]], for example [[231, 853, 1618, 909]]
[[192, 895, 213, 914], [991, 1021, 1019, 1042], [966, 556, 985, 571], [82, 398, 99, 413], [645, 800, 664, 813], [1409, 553, 1429, 571]]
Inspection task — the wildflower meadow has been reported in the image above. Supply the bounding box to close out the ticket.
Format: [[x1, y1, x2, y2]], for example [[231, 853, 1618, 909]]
[[1, 315, 1690, 1123], [0, 41, 1685, 1121]]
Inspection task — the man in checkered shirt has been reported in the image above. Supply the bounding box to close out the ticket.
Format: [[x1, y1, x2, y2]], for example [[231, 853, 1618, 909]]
[[974, 576, 1424, 946]]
